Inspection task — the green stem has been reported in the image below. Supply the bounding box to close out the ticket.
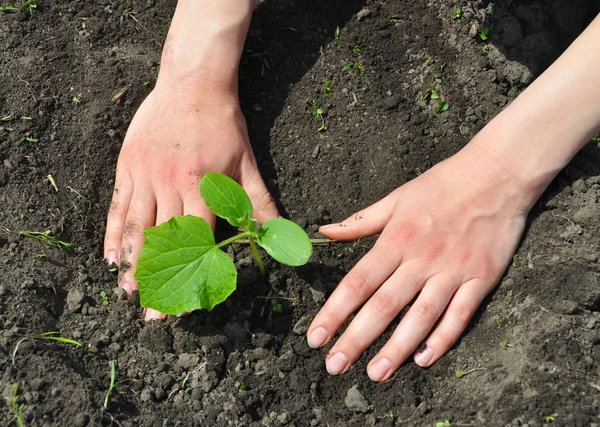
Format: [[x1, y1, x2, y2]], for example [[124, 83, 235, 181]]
[[215, 231, 253, 250], [248, 236, 266, 276]]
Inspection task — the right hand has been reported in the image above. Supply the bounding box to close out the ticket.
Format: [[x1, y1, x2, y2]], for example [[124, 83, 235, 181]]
[[103, 81, 278, 320]]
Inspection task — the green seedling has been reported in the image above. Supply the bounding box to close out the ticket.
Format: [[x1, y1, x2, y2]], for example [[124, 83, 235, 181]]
[[343, 62, 365, 74], [5, 383, 25, 427], [100, 290, 109, 306], [452, 8, 462, 19], [507, 289, 513, 297], [12, 331, 81, 365], [480, 27, 489, 41], [421, 88, 440, 101], [252, 104, 262, 112], [456, 367, 486, 378], [336, 113, 342, 121], [270, 298, 283, 314], [435, 101, 449, 116], [544, 413, 558, 423], [19, 229, 72, 251], [335, 25, 340, 39], [238, 384, 248, 392], [592, 136, 600, 143], [73, 96, 81, 104], [426, 57, 436, 66], [142, 81, 151, 86], [391, 67, 402, 74], [481, 45, 488, 55], [23, 0, 35, 11], [135, 173, 312, 315], [16, 136, 38, 145], [0, 5, 19, 12], [104, 360, 133, 408], [496, 317, 505, 327], [323, 80, 333, 96], [109, 267, 117, 273], [436, 421, 451, 427], [352, 45, 361, 55], [389, 15, 400, 23], [312, 105, 327, 132]]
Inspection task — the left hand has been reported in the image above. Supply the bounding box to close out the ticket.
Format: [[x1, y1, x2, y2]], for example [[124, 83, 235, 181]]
[[306, 140, 533, 381]]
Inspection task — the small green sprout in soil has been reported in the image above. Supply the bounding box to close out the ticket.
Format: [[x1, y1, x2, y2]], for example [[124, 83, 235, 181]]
[[452, 8, 462, 20], [23, 0, 35, 11], [252, 104, 262, 112], [100, 290, 109, 306], [323, 79, 333, 96], [334, 25, 340, 39], [352, 45, 361, 55], [16, 135, 38, 145], [502, 339, 510, 350], [426, 57, 436, 66], [496, 317, 505, 327], [389, 15, 400, 23], [312, 105, 327, 132], [436, 420, 451, 427], [343, 62, 366, 74], [479, 27, 489, 41], [435, 101, 449, 116], [421, 88, 440, 101], [21, 229, 73, 251], [507, 289, 514, 297], [72, 95, 82, 104], [481, 45, 488, 55], [592, 136, 600, 143], [5, 383, 25, 427], [142, 81, 151, 86], [544, 413, 558, 423], [135, 172, 312, 315], [108, 267, 117, 273], [104, 360, 133, 409], [238, 384, 248, 393], [270, 298, 283, 315], [391, 67, 402, 74], [12, 331, 81, 365], [336, 113, 342, 121], [0, 5, 19, 12]]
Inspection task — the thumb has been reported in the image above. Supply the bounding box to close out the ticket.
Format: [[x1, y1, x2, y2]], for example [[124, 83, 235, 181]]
[[239, 158, 279, 224], [319, 188, 400, 241]]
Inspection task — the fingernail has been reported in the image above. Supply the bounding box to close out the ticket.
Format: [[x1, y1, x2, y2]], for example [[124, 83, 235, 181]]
[[105, 250, 118, 266], [145, 308, 165, 321], [368, 358, 391, 382], [414, 347, 434, 367], [307, 327, 328, 348], [319, 223, 338, 229], [121, 282, 133, 297], [326, 352, 349, 375]]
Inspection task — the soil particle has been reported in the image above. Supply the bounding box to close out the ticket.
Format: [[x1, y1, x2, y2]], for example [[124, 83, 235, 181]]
[[293, 315, 312, 335], [176, 353, 200, 370], [66, 288, 85, 312], [503, 61, 533, 85], [497, 16, 523, 48], [344, 385, 371, 413], [139, 324, 173, 354], [356, 7, 371, 21]]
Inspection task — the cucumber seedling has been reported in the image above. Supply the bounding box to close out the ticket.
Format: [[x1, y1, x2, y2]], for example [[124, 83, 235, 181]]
[[479, 27, 489, 41], [135, 173, 312, 315], [343, 62, 366, 75], [452, 8, 462, 20]]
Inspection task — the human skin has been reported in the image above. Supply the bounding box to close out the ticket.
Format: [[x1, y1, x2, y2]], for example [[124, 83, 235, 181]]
[[104, 1, 600, 378]]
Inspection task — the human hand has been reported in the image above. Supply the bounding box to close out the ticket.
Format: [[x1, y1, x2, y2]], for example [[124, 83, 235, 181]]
[[104, 82, 277, 320], [307, 142, 533, 381]]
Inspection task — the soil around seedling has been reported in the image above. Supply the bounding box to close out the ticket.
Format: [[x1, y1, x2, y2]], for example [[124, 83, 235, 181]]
[[1, 0, 600, 426]]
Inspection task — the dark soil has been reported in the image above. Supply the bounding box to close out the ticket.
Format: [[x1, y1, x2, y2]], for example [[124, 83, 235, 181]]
[[1, 0, 600, 426]]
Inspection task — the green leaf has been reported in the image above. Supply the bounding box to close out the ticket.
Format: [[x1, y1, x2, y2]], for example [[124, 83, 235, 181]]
[[200, 172, 253, 227], [257, 218, 312, 266], [0, 5, 19, 11], [136, 215, 237, 314], [455, 370, 470, 379]]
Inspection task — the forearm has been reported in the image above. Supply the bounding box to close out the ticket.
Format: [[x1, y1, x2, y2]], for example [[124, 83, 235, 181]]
[[467, 13, 600, 208], [158, 0, 255, 93]]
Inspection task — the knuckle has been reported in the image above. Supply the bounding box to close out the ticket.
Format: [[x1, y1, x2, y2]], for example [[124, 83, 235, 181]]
[[369, 291, 399, 318], [451, 303, 475, 325], [344, 270, 372, 300], [411, 301, 440, 326], [123, 218, 146, 238], [108, 198, 127, 218], [389, 221, 419, 245], [432, 329, 454, 352], [339, 333, 363, 353]]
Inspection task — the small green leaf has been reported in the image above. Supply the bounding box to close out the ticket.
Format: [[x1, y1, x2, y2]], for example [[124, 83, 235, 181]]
[[136, 215, 237, 314], [334, 25, 340, 38], [0, 5, 19, 11], [257, 218, 312, 266], [200, 173, 253, 227], [455, 370, 470, 378]]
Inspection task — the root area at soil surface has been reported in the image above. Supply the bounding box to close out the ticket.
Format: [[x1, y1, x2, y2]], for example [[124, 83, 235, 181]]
[[1, 0, 600, 426]]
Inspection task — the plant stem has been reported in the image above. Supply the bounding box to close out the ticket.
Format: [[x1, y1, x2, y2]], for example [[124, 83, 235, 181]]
[[248, 236, 266, 276], [215, 231, 253, 250]]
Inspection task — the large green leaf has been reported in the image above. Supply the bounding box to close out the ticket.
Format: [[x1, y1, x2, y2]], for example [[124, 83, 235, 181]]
[[257, 218, 312, 266], [200, 172, 253, 227], [136, 215, 237, 314]]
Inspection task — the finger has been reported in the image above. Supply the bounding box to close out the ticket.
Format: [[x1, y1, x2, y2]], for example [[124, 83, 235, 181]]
[[319, 188, 400, 241], [118, 185, 156, 297], [367, 274, 458, 382], [324, 264, 424, 375], [155, 188, 183, 226], [414, 278, 489, 368], [239, 155, 279, 223], [306, 236, 402, 351], [104, 169, 133, 266], [145, 308, 168, 321]]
